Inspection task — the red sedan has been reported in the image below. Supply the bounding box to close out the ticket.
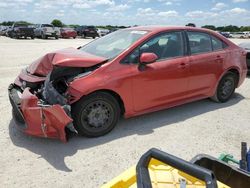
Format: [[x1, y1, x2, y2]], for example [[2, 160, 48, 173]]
[[9, 26, 247, 142], [60, 28, 77, 39]]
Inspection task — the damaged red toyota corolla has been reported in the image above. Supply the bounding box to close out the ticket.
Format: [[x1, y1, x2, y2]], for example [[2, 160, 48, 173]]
[[8, 26, 247, 142]]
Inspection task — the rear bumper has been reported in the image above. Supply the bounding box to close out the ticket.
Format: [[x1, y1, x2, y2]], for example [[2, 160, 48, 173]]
[[8, 84, 73, 142], [45, 32, 59, 37]]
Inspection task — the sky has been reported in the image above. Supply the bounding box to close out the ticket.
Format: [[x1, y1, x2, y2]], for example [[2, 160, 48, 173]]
[[0, 0, 250, 26]]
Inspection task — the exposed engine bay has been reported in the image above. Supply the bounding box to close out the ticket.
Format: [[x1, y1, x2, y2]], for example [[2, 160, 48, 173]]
[[9, 47, 108, 142]]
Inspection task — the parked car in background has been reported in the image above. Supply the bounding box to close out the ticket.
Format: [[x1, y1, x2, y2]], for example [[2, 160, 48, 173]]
[[54, 27, 61, 37], [231, 32, 249, 39], [8, 22, 34, 39], [8, 26, 247, 142], [97, 28, 109, 37], [108, 28, 119, 34], [75, 25, 98, 38], [0, 26, 7, 36], [239, 42, 250, 74], [219, 32, 230, 38], [60, 27, 77, 39], [34, 24, 59, 39]]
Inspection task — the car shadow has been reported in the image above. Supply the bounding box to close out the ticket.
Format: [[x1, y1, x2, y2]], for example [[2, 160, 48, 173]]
[[9, 93, 244, 172]]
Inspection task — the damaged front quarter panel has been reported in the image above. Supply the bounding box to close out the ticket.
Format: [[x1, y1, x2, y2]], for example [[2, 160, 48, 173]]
[[20, 88, 73, 142], [10, 48, 107, 142]]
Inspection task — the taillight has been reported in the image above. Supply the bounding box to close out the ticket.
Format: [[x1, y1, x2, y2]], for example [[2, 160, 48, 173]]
[[85, 29, 89, 32]]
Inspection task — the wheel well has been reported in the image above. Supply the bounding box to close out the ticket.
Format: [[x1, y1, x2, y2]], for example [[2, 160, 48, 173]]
[[228, 69, 239, 86], [90, 89, 125, 115]]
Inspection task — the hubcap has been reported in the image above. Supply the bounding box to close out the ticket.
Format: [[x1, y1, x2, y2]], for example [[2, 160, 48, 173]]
[[220, 79, 234, 99], [82, 100, 113, 129]]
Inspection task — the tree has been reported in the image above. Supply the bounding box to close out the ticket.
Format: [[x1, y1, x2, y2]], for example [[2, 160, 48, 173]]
[[186, 23, 196, 27], [240, 26, 250, 31], [202, 25, 216, 30], [51, 19, 63, 27]]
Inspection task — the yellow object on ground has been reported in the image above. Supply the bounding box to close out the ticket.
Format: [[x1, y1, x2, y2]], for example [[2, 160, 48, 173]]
[[102, 158, 230, 188]]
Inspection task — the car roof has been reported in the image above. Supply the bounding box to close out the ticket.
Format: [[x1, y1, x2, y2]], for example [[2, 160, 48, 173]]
[[126, 25, 215, 33]]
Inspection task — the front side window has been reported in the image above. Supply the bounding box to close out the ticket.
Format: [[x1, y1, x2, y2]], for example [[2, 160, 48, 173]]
[[123, 31, 184, 64], [187, 32, 212, 55]]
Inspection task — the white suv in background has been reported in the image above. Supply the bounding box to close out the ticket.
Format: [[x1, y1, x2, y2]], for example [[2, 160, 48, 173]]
[[34, 24, 60, 39], [231, 32, 250, 39]]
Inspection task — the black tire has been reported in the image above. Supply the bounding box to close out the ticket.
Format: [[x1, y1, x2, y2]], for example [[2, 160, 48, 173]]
[[55, 35, 58, 39], [72, 92, 120, 137], [83, 33, 86, 38], [31, 36, 34, 39], [211, 72, 237, 103], [12, 108, 25, 125], [92, 36, 96, 39]]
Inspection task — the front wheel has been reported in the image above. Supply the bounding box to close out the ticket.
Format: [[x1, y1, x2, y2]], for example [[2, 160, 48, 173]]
[[72, 92, 121, 137], [211, 72, 237, 103]]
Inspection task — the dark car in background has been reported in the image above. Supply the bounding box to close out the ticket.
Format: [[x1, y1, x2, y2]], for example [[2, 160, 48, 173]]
[[219, 32, 231, 38], [8, 22, 34, 39], [239, 42, 250, 74], [75, 25, 98, 38]]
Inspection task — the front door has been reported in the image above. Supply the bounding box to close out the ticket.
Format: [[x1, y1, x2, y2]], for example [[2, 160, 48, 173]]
[[129, 31, 190, 112]]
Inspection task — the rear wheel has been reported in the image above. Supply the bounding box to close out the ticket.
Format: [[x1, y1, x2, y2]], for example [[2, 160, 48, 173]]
[[72, 92, 120, 137], [211, 72, 237, 103]]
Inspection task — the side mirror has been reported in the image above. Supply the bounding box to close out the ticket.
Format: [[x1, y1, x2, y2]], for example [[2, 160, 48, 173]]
[[140, 53, 158, 65]]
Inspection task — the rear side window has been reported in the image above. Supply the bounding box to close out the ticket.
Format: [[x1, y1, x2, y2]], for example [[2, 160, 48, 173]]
[[187, 32, 212, 55], [211, 36, 228, 51]]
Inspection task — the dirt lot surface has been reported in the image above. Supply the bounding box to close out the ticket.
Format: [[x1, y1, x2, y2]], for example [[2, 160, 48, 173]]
[[0, 37, 250, 188]]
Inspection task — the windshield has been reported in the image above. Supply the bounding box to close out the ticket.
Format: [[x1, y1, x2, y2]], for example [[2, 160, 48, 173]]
[[42, 24, 53, 27], [15, 23, 28, 27], [80, 30, 148, 59]]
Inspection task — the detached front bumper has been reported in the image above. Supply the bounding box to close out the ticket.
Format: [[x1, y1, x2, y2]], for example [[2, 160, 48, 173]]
[[8, 84, 73, 142]]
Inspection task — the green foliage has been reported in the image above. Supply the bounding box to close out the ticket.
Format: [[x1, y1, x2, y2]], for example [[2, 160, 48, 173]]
[[240, 26, 250, 31], [201, 25, 250, 32], [0, 21, 32, 26], [51, 19, 63, 27], [202, 25, 216, 30], [186, 23, 196, 27]]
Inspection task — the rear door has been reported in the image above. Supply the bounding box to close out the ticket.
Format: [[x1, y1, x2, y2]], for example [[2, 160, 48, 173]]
[[185, 31, 225, 97]]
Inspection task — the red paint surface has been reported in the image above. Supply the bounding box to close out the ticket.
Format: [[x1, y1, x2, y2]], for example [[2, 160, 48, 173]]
[[20, 88, 72, 142], [13, 26, 247, 141], [61, 30, 77, 38]]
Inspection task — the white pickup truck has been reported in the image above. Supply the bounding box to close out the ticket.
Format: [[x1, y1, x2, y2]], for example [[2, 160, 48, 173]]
[[34, 24, 60, 39]]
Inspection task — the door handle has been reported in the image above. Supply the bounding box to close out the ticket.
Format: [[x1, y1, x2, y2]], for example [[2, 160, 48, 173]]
[[179, 62, 186, 69], [215, 55, 223, 63]]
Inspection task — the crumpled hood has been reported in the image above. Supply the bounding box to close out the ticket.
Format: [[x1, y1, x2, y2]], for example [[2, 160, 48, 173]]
[[27, 48, 107, 76]]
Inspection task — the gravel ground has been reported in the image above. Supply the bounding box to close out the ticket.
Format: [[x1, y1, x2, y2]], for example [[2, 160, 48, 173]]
[[0, 36, 249, 188]]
